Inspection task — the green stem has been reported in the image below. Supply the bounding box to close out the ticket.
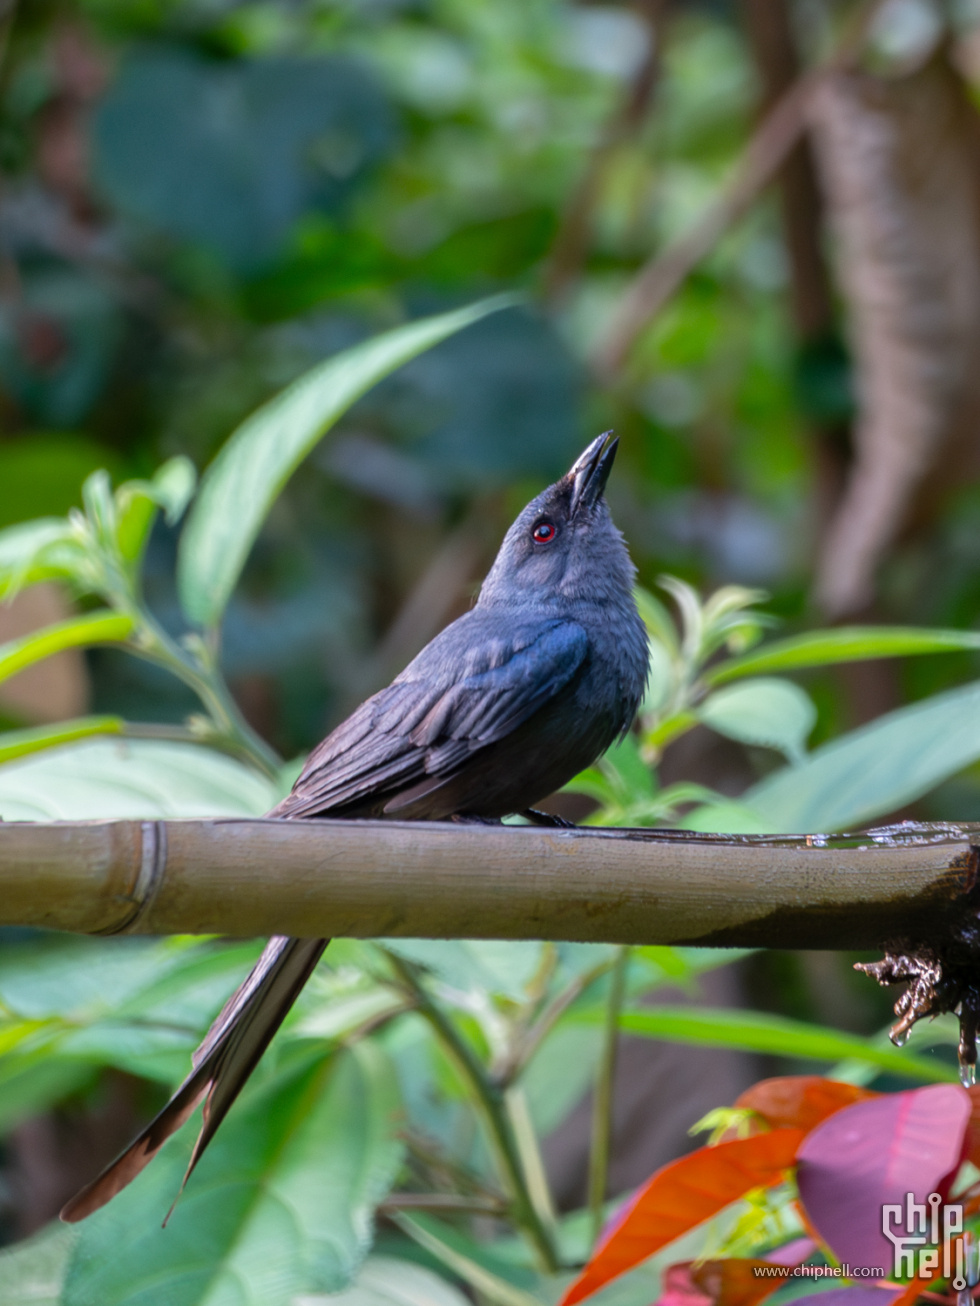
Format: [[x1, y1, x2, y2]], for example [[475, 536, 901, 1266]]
[[587, 946, 630, 1249], [126, 612, 281, 778], [384, 950, 559, 1273], [494, 954, 616, 1088]]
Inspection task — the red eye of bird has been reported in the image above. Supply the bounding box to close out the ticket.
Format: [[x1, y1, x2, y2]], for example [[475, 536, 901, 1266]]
[[532, 520, 556, 544]]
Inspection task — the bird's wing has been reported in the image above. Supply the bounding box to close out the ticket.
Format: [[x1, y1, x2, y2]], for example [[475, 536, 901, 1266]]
[[274, 617, 588, 818]]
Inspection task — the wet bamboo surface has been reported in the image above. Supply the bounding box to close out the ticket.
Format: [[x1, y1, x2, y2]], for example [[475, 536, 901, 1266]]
[[0, 817, 977, 948]]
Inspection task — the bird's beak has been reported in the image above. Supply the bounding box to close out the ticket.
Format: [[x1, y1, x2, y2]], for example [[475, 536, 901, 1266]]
[[568, 432, 618, 517]]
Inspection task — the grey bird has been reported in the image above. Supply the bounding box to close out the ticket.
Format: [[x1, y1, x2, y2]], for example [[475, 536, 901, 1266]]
[[61, 431, 649, 1222]]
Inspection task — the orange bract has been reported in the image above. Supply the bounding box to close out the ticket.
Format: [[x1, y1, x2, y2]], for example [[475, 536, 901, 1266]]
[[560, 1129, 805, 1306], [734, 1077, 876, 1135]]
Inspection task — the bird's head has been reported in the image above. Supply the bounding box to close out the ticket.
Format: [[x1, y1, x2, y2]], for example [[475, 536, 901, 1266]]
[[478, 432, 636, 609]]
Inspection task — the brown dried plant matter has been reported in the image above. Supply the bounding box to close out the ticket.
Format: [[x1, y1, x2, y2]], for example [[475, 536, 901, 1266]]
[[857, 848, 980, 1086]]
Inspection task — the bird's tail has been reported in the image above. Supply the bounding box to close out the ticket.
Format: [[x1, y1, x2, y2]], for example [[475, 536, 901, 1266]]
[[60, 934, 329, 1223]]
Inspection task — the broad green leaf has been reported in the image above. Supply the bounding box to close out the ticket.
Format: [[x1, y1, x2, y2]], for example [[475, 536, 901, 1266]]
[[522, 1023, 601, 1135], [66, 1042, 404, 1306], [0, 736, 276, 819], [0, 611, 133, 686], [0, 1222, 76, 1305], [300, 1256, 471, 1306], [597, 733, 656, 802], [705, 626, 980, 686], [677, 798, 771, 833], [579, 1006, 954, 1082], [381, 940, 545, 1002], [0, 1058, 98, 1135], [0, 714, 125, 765], [177, 295, 518, 627], [391, 1213, 543, 1306], [0, 938, 264, 1104], [743, 675, 980, 832], [697, 677, 816, 763], [0, 937, 187, 1021]]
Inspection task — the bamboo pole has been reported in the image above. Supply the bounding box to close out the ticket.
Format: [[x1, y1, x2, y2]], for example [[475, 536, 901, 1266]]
[[0, 818, 975, 949]]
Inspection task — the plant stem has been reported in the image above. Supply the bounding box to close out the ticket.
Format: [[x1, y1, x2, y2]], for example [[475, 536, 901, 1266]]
[[126, 611, 281, 778], [587, 945, 630, 1249], [384, 950, 559, 1273], [494, 955, 616, 1088]]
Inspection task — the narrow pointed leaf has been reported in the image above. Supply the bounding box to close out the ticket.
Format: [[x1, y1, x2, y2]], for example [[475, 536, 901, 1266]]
[[0, 613, 133, 686], [0, 715, 125, 766], [581, 1008, 954, 1082], [704, 627, 980, 686], [177, 295, 518, 627], [561, 1131, 804, 1306]]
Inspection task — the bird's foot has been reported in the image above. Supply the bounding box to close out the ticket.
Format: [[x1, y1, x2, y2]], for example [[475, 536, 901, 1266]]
[[521, 808, 576, 828], [451, 813, 502, 825]]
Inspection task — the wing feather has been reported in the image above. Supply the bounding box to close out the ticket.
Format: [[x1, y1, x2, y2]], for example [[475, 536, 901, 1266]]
[[274, 616, 587, 819]]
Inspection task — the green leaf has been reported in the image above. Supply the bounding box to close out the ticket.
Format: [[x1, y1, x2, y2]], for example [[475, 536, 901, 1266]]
[[391, 1213, 544, 1306], [381, 940, 546, 1002], [0, 516, 77, 600], [66, 1042, 404, 1306], [0, 612, 134, 686], [521, 1024, 600, 1135], [743, 675, 980, 832], [634, 586, 678, 655], [0, 937, 266, 1104], [177, 295, 518, 627], [0, 1059, 99, 1135], [641, 638, 675, 715], [116, 456, 197, 562], [582, 1006, 955, 1082], [0, 1222, 76, 1305], [697, 677, 816, 763], [0, 737, 276, 818], [0, 715, 125, 765], [676, 798, 771, 833], [306, 1256, 472, 1306], [704, 626, 980, 686]]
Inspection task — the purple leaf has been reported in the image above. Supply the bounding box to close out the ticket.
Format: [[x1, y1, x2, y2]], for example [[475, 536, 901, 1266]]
[[796, 1084, 970, 1271], [780, 1289, 902, 1306]]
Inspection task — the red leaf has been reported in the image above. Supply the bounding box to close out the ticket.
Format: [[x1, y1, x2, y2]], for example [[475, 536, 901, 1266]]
[[796, 1084, 970, 1273], [560, 1130, 805, 1306], [655, 1263, 714, 1306], [735, 1077, 877, 1135], [688, 1238, 816, 1306]]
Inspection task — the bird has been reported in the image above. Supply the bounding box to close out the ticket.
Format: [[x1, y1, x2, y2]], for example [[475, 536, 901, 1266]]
[[60, 431, 649, 1223]]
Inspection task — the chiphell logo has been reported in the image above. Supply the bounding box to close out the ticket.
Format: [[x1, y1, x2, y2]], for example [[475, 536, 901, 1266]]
[[882, 1193, 976, 1289]]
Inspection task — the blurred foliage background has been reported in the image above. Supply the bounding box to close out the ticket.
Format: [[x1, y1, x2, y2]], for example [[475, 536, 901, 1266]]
[[5, 0, 980, 1295]]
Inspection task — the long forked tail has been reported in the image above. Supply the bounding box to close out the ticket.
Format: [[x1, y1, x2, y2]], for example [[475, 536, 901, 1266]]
[[60, 935, 329, 1223]]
